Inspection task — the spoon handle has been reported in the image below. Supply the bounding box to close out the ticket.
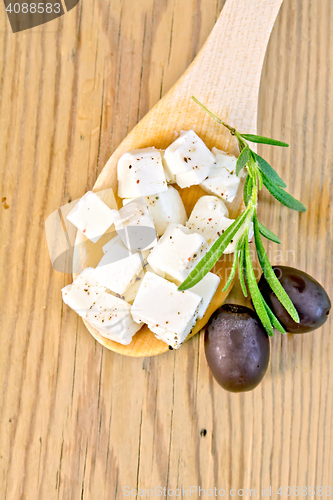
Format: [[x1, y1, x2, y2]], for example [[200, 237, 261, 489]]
[[164, 0, 284, 149], [97, 0, 284, 183]]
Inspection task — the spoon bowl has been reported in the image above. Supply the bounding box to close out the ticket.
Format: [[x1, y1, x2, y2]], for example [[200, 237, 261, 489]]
[[74, 0, 283, 356]]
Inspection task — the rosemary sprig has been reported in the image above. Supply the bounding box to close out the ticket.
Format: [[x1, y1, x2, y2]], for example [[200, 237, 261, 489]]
[[178, 97, 307, 336]]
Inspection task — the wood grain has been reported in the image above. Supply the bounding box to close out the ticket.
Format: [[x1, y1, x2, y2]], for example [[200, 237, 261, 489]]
[[0, 0, 332, 498]]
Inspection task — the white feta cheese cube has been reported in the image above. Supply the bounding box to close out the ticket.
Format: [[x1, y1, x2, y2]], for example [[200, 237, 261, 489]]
[[122, 198, 135, 206], [212, 147, 239, 170], [67, 191, 119, 243], [101, 234, 128, 259], [143, 261, 164, 278], [102, 235, 119, 254], [163, 130, 217, 187], [147, 223, 208, 285], [175, 169, 207, 189], [120, 268, 146, 303], [122, 188, 187, 237], [114, 197, 157, 252], [186, 195, 229, 245], [86, 292, 141, 345], [62, 268, 107, 317], [200, 148, 245, 202], [214, 216, 254, 254], [188, 272, 220, 319], [92, 326, 132, 344], [145, 186, 187, 236], [92, 236, 143, 294], [131, 272, 202, 349], [140, 249, 151, 265], [117, 147, 168, 198], [121, 249, 152, 302], [161, 150, 175, 183], [186, 196, 252, 253]]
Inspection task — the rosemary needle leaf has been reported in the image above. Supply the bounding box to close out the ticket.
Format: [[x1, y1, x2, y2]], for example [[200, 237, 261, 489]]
[[236, 146, 251, 176], [237, 139, 247, 152], [253, 152, 287, 188], [222, 239, 242, 292], [253, 217, 300, 323], [244, 239, 273, 336], [262, 173, 306, 212], [258, 170, 263, 190], [243, 175, 253, 206], [240, 134, 289, 147], [178, 210, 249, 291], [238, 245, 248, 297], [262, 297, 287, 334], [258, 221, 281, 244]]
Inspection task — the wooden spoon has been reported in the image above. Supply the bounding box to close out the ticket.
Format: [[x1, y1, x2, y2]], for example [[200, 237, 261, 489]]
[[74, 0, 283, 357]]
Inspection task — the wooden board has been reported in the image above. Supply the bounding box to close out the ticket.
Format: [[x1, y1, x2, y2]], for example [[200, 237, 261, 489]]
[[0, 0, 332, 498]]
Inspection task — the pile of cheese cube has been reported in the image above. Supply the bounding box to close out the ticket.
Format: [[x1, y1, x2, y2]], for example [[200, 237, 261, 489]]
[[62, 130, 249, 349]]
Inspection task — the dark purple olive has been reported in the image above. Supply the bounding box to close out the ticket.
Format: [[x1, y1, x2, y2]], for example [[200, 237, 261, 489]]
[[258, 266, 331, 334], [204, 304, 270, 392]]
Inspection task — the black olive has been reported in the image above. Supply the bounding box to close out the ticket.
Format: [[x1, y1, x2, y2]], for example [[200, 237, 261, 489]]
[[204, 304, 270, 392], [258, 266, 331, 334]]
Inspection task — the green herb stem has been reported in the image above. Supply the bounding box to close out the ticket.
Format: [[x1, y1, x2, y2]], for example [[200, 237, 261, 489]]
[[179, 97, 306, 336]]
